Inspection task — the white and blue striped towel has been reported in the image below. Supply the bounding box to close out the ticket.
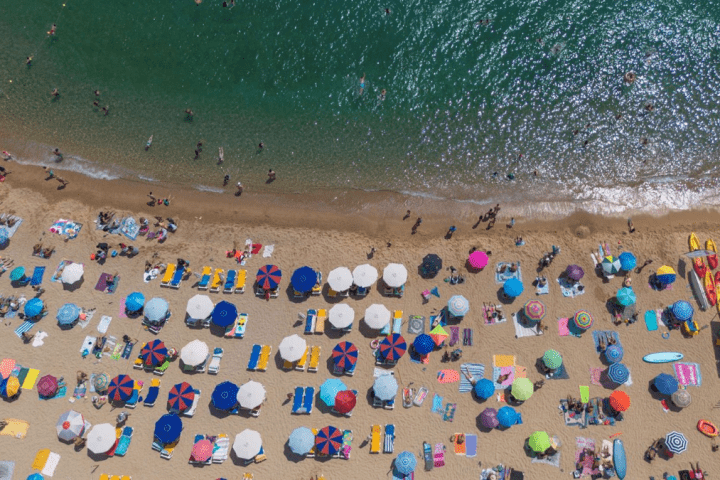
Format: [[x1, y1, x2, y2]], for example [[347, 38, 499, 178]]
[[14, 321, 33, 338], [459, 364, 485, 393]]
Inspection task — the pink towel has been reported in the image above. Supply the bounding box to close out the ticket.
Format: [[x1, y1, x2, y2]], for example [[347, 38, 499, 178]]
[[558, 318, 570, 336], [589, 367, 603, 386], [118, 297, 128, 318]]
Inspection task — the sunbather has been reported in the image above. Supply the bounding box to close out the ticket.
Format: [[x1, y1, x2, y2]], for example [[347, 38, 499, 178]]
[[73, 437, 86, 449], [33, 244, 43, 255], [76, 370, 88, 383]]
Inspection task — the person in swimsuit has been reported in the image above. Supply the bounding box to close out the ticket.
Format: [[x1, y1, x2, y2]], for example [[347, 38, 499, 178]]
[[359, 73, 366, 95]]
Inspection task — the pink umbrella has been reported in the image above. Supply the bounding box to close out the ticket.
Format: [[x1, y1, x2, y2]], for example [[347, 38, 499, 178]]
[[468, 251, 489, 269], [37, 374, 59, 397], [191, 439, 213, 462]]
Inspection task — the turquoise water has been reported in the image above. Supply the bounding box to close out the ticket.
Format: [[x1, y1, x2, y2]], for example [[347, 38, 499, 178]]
[[2, 0, 720, 213]]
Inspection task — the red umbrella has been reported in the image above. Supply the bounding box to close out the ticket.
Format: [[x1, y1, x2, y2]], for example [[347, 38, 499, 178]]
[[37, 374, 59, 397], [379, 333, 407, 362], [334, 390, 357, 414], [191, 439, 213, 462], [108, 374, 134, 402]]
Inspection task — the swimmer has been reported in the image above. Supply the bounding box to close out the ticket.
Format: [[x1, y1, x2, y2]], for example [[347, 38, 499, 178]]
[[51, 88, 59, 97], [223, 174, 230, 186], [623, 71, 635, 84], [379, 89, 386, 101], [359, 73, 366, 95], [94, 90, 100, 96], [195, 0, 202, 4], [235, 182, 244, 196], [52, 148, 62, 157], [48, 24, 57, 35], [616, 114, 622, 120], [268, 169, 276, 181], [583, 140, 589, 147], [385, 8, 390, 14], [573, 130, 579, 135], [26, 56, 33, 66]]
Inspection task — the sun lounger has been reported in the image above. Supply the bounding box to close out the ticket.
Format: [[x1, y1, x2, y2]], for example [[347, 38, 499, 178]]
[[160, 441, 178, 459], [356, 285, 369, 296], [125, 381, 143, 408], [235, 269, 246, 293], [311, 274, 322, 296], [189, 434, 206, 464], [384, 398, 395, 410], [115, 426, 134, 456], [210, 269, 224, 293], [291, 386, 305, 414], [295, 347, 309, 371], [370, 425, 381, 453], [160, 264, 176, 287], [315, 309, 326, 334], [303, 386, 314, 414], [144, 379, 160, 407], [308, 346, 321, 372], [257, 345, 271, 371], [169, 265, 185, 289], [342, 429, 352, 459], [232, 313, 248, 338], [212, 433, 229, 463], [184, 389, 201, 417], [247, 344, 261, 370], [392, 316, 402, 334], [304, 309, 317, 334], [208, 347, 223, 374], [154, 359, 170, 376], [197, 266, 212, 290], [224, 270, 237, 293], [196, 355, 209, 373], [384, 424, 395, 453]]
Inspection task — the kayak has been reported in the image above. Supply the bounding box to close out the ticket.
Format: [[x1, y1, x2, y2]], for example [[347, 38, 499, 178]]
[[698, 419, 719, 437], [705, 269, 717, 307], [690, 233, 707, 278], [708, 239, 719, 269], [715, 272, 720, 314]]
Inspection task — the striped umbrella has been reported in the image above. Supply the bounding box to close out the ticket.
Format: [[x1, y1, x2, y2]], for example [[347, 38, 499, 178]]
[[288, 427, 315, 455], [320, 379, 347, 407], [601, 256, 622, 275], [24, 298, 44, 318], [523, 300, 546, 321], [573, 310, 593, 330], [503, 278, 524, 297], [566, 265, 584, 281], [211, 381, 239, 411], [379, 333, 407, 362], [609, 391, 631, 412], [108, 374, 134, 402], [168, 382, 195, 411], [37, 375, 59, 397], [56, 303, 80, 325], [0, 376, 20, 397], [125, 292, 145, 312], [654, 373, 679, 395], [233, 429, 262, 460], [141, 339, 168, 366], [334, 390, 357, 414], [474, 379, 495, 400], [373, 375, 398, 401], [9, 266, 25, 281], [211, 300, 238, 328], [618, 252, 637, 271], [671, 301, 693, 322], [497, 406, 519, 428], [315, 426, 343, 455], [331, 341, 358, 370], [395, 451, 417, 475], [665, 431, 688, 454], [93, 373, 109, 393], [656, 265, 677, 285], [480, 408, 499, 428], [429, 325, 449, 346], [56, 410, 85, 441], [671, 389, 692, 408], [468, 251, 489, 269], [145, 297, 169, 323], [291, 266, 317, 293], [154, 414, 183, 444], [256, 264, 282, 290], [447, 295, 470, 317], [413, 334, 435, 355], [542, 350, 563, 369], [616, 287, 636, 306], [604, 345, 624, 363], [191, 439, 213, 462], [607, 363, 629, 384]]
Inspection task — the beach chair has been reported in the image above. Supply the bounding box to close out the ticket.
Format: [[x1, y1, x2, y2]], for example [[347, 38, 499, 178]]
[[315, 308, 327, 334], [250, 404, 262, 417], [208, 347, 223, 374], [384, 398, 395, 410], [307, 429, 318, 458], [384, 425, 395, 453], [143, 379, 160, 407], [196, 355, 209, 373], [154, 359, 170, 376], [283, 358, 296, 370], [160, 440, 178, 459], [224, 270, 237, 293], [257, 345, 271, 371], [209, 269, 224, 293], [370, 425, 381, 453], [308, 346, 321, 372], [125, 381, 142, 408], [345, 361, 356, 376], [254, 447, 266, 463], [160, 264, 176, 287], [247, 344, 261, 370], [356, 286, 369, 297], [235, 269, 247, 293], [293, 288, 306, 299], [212, 433, 229, 463], [115, 426, 134, 456], [295, 347, 309, 371], [184, 389, 201, 417], [304, 309, 317, 334], [303, 386, 314, 414], [169, 265, 185, 289], [328, 287, 339, 298], [197, 266, 212, 290], [291, 386, 305, 414]]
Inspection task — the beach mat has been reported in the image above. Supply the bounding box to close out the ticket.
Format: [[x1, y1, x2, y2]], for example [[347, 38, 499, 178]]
[[443, 403, 456, 422], [17, 367, 29, 385], [459, 363, 485, 392], [512, 313, 542, 338], [431, 394, 444, 414], [465, 434, 477, 458], [591, 331, 622, 352], [30, 266, 45, 286], [453, 434, 465, 454], [558, 318, 570, 336], [493, 355, 516, 367], [14, 321, 34, 338], [559, 400, 587, 428], [492, 366, 515, 390], [407, 315, 425, 334], [674, 362, 702, 386], [41, 452, 60, 477], [644, 310, 658, 331], [579, 386, 590, 404], [22, 369, 40, 389], [121, 216, 140, 240], [575, 437, 598, 477], [0, 419, 29, 439], [97, 316, 112, 334], [437, 370, 459, 383], [0, 461, 15, 480], [494, 261, 522, 284]]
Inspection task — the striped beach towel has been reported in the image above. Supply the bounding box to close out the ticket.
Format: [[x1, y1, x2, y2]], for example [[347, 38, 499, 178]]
[[674, 362, 702, 386], [459, 363, 485, 392], [14, 321, 34, 338], [512, 313, 542, 338]]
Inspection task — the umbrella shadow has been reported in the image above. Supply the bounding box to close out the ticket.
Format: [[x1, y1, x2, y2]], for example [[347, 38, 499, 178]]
[[646, 381, 672, 403], [86, 451, 111, 462], [325, 327, 349, 340], [283, 442, 306, 463], [273, 351, 286, 371], [62, 278, 84, 292], [496, 288, 515, 305], [321, 284, 345, 304], [284, 284, 309, 303], [314, 395, 334, 415], [208, 401, 235, 419], [357, 320, 380, 339]]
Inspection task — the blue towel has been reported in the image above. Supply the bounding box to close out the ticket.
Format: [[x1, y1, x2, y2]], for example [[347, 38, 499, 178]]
[[431, 394, 444, 414], [644, 310, 658, 331], [30, 266, 45, 286], [14, 321, 33, 338]]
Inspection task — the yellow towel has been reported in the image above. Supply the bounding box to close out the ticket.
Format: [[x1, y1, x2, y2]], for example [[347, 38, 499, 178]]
[[22, 369, 40, 389], [0, 419, 29, 439], [31, 449, 50, 470], [493, 355, 516, 368]]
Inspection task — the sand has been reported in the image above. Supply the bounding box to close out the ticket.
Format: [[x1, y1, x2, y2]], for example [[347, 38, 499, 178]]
[[0, 162, 719, 479]]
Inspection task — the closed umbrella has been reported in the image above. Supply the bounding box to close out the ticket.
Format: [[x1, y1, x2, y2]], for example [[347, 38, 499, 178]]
[[61, 263, 84, 284], [145, 297, 169, 323], [656, 265, 677, 285], [618, 252, 637, 271], [497, 406, 518, 428], [180, 340, 209, 366], [601, 256, 621, 275], [379, 333, 407, 362], [395, 451, 417, 475], [327, 267, 353, 292], [167, 382, 195, 412], [291, 266, 317, 293], [237, 381, 266, 409], [383, 263, 408, 288], [0, 376, 20, 397], [616, 287, 636, 306], [334, 390, 357, 414], [315, 426, 343, 456], [56, 410, 85, 441], [191, 439, 213, 462], [92, 373, 109, 393], [573, 310, 593, 330], [607, 363, 629, 384], [320, 379, 347, 407], [413, 334, 435, 355], [665, 431, 688, 454], [186, 294, 214, 320], [468, 251, 489, 269], [352, 264, 378, 288], [141, 339, 168, 366], [671, 301, 693, 322], [566, 265, 584, 281], [211, 381, 239, 411], [671, 389, 691, 408], [447, 295, 470, 317], [608, 391, 631, 412], [503, 278, 524, 297], [474, 379, 495, 400], [24, 298, 43, 318], [364, 304, 391, 329], [56, 303, 80, 325], [331, 341, 358, 370], [429, 325, 449, 346], [373, 375, 398, 401], [328, 304, 354, 329], [256, 265, 282, 290], [108, 374, 134, 402], [604, 345, 624, 363], [523, 300, 546, 321], [511, 378, 533, 401], [420, 254, 443, 278], [542, 350, 563, 369], [87, 423, 117, 454], [125, 292, 145, 312], [233, 429, 263, 460], [154, 414, 183, 444], [528, 431, 551, 453], [279, 334, 307, 362], [37, 375, 59, 397], [654, 373, 679, 395], [211, 300, 237, 328], [9, 266, 25, 281], [480, 408, 499, 428], [288, 427, 315, 455]]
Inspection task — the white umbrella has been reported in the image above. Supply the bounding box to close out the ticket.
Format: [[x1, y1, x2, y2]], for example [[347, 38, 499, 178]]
[[364, 304, 391, 329], [329, 304, 355, 329], [383, 263, 408, 288], [233, 429, 262, 460], [236, 381, 266, 409], [56, 410, 85, 441], [180, 339, 209, 366], [87, 423, 117, 454], [353, 264, 378, 288], [328, 267, 353, 292], [61, 263, 84, 284], [186, 294, 214, 320], [279, 334, 307, 362]]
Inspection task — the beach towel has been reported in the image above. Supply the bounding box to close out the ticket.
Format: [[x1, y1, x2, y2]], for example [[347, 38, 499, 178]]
[[465, 434, 477, 458], [22, 369, 40, 389], [558, 277, 586, 297], [32, 331, 48, 347], [119, 296, 129, 318], [575, 438, 598, 477], [0, 216, 22, 237], [558, 318, 570, 336], [0, 419, 29, 439], [492, 366, 515, 390], [591, 331, 622, 352], [431, 394, 444, 414], [121, 216, 140, 240], [463, 328, 473, 346], [262, 244, 274, 257], [49, 219, 82, 239], [110, 342, 124, 360], [493, 355, 516, 367], [495, 261, 522, 284], [121, 342, 135, 360], [95, 273, 119, 293], [644, 310, 658, 331], [0, 359, 15, 379], [515, 365, 527, 378], [41, 452, 60, 477], [14, 321, 33, 338], [97, 315, 112, 334], [77, 309, 95, 329], [73, 383, 87, 399], [453, 434, 466, 454], [433, 444, 445, 467], [50, 260, 70, 282], [30, 266, 45, 286], [32, 449, 50, 471], [0, 461, 14, 480], [459, 363, 486, 392], [674, 362, 702, 386], [579, 386, 590, 404], [407, 315, 425, 334], [512, 313, 542, 338], [559, 399, 587, 427], [437, 370, 459, 383], [531, 449, 561, 467], [449, 326, 460, 346], [443, 403, 457, 422], [17, 367, 29, 385]]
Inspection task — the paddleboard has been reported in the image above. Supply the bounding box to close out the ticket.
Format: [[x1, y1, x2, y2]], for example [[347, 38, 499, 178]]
[[613, 438, 627, 480], [643, 352, 684, 363], [689, 269, 710, 311]]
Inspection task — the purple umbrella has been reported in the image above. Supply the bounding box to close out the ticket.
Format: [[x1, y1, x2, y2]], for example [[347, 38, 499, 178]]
[[566, 265, 584, 281], [480, 408, 499, 428]]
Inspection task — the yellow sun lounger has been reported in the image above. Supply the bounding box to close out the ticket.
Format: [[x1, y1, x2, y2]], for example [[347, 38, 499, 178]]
[[308, 346, 321, 372], [160, 264, 176, 287], [315, 309, 327, 334], [370, 425, 381, 453], [210, 269, 224, 293], [235, 269, 247, 293], [294, 347, 309, 371], [257, 345, 271, 371]]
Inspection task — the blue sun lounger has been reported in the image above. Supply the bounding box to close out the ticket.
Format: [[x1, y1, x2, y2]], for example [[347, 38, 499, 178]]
[[303, 386, 314, 414], [291, 386, 305, 414], [170, 266, 185, 289], [304, 309, 317, 334], [144, 382, 160, 407], [384, 424, 395, 453], [224, 270, 237, 293], [115, 426, 134, 456], [247, 344, 261, 370], [30, 266, 45, 286]]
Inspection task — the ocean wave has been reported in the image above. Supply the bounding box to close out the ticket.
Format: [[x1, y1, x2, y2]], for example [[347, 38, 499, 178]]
[[193, 184, 225, 194]]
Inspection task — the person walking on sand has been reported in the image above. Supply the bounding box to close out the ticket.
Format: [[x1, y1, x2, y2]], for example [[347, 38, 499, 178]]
[[403, 210, 411, 220], [235, 182, 244, 196], [411, 217, 422, 234], [148, 192, 156, 204], [56, 176, 69, 187], [223, 174, 230, 186]]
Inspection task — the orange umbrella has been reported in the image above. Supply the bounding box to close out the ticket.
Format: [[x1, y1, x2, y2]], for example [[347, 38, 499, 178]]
[[609, 391, 631, 412]]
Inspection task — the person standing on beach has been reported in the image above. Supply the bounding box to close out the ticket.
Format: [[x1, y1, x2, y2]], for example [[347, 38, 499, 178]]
[[267, 169, 276, 181], [411, 217, 422, 234], [51, 88, 59, 98], [235, 182, 244, 196]]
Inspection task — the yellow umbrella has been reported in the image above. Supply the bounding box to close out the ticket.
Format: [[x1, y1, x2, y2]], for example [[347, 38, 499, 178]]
[[1, 376, 20, 397]]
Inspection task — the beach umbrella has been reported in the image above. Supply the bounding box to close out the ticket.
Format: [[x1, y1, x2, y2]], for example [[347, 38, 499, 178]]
[[288, 427, 315, 455], [331, 341, 358, 370], [654, 373, 679, 395], [468, 251, 489, 269], [87, 423, 117, 454], [528, 431, 551, 453], [145, 297, 169, 323], [373, 375, 398, 401], [413, 334, 435, 355], [237, 381, 266, 409], [291, 266, 317, 293], [211, 381, 239, 411], [211, 300, 237, 328], [474, 379, 495, 400], [503, 278, 524, 297], [511, 378, 533, 401], [352, 264, 378, 288], [573, 310, 593, 330], [233, 429, 263, 460], [191, 439, 213, 462], [665, 431, 688, 454], [180, 339, 209, 367], [154, 414, 183, 444], [0, 376, 19, 397], [420, 254, 443, 278], [168, 382, 195, 412], [395, 451, 417, 475], [542, 350, 563, 370], [141, 339, 168, 367], [24, 298, 43, 318], [328, 303, 354, 329], [125, 292, 145, 312], [364, 304, 391, 329], [383, 263, 408, 288], [186, 294, 213, 320], [480, 408, 499, 428], [616, 287, 636, 306], [279, 334, 307, 362], [92, 373, 109, 393], [56, 303, 80, 325], [601, 256, 621, 275], [108, 374, 134, 402], [320, 379, 347, 407], [608, 391, 631, 412], [27, 474, 44, 480], [429, 325, 449, 346], [315, 426, 343, 456], [56, 410, 85, 441], [448, 295, 470, 317], [656, 265, 677, 285], [671, 301, 693, 322], [37, 375, 58, 397], [618, 252, 637, 271], [327, 266, 353, 292], [497, 406, 518, 428], [604, 345, 624, 363], [379, 333, 407, 362], [607, 363, 629, 384], [334, 390, 357, 414], [61, 263, 84, 284], [671, 389, 692, 408], [9, 266, 25, 281], [566, 265, 584, 281], [256, 264, 282, 290], [523, 300, 546, 322]]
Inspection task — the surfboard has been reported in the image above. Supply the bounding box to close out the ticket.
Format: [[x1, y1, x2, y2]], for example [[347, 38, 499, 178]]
[[643, 352, 684, 363], [613, 438, 627, 480], [689, 269, 709, 311]]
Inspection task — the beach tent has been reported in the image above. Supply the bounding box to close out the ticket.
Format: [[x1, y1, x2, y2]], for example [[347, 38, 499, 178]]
[[334, 390, 356, 414], [24, 298, 43, 318], [180, 340, 209, 367], [186, 294, 214, 320], [237, 381, 266, 410], [327, 267, 353, 292], [56, 303, 80, 326], [320, 379, 347, 407], [211, 300, 238, 328], [125, 292, 145, 312], [108, 374, 134, 402], [352, 264, 378, 288], [168, 382, 195, 412], [328, 304, 354, 329], [211, 381, 239, 411], [542, 350, 563, 369], [87, 423, 117, 454], [480, 408, 499, 428], [654, 373, 679, 395], [288, 427, 315, 456], [364, 304, 391, 329], [608, 391, 631, 412], [141, 339, 168, 367], [373, 375, 398, 401], [256, 265, 282, 290], [383, 263, 408, 288], [511, 378, 533, 401], [607, 363, 629, 384], [291, 266, 317, 293], [379, 333, 407, 362], [447, 295, 470, 317], [315, 426, 342, 456], [618, 252, 637, 271], [61, 263, 84, 284], [474, 379, 495, 400], [395, 451, 417, 475], [331, 341, 358, 370], [56, 410, 86, 441], [420, 254, 443, 278], [497, 406, 519, 428], [233, 429, 262, 460], [523, 300, 545, 322], [468, 251, 489, 269], [154, 414, 183, 444], [616, 287, 636, 306], [279, 334, 307, 362], [145, 297, 169, 323], [503, 278, 523, 297], [413, 334, 434, 355], [528, 431, 551, 453], [566, 265, 584, 281]]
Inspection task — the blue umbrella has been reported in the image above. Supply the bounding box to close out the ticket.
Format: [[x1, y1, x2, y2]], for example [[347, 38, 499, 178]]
[[24, 298, 43, 318], [395, 451, 417, 475], [145, 297, 169, 323], [211, 381, 239, 411], [291, 266, 316, 293], [288, 427, 315, 455], [604, 345, 624, 363], [607, 363, 629, 384], [154, 414, 183, 444], [497, 406, 519, 428], [654, 373, 679, 395], [9, 266, 25, 281], [473, 379, 495, 400], [413, 334, 434, 355], [56, 303, 80, 325], [319, 378, 347, 407], [616, 287, 636, 306], [671, 301, 693, 322], [126, 292, 145, 312], [27, 474, 44, 480], [373, 375, 398, 401], [503, 278, 524, 297], [211, 301, 238, 328], [618, 252, 637, 271]]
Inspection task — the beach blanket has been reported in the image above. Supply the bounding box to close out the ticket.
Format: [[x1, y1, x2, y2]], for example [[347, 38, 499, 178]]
[[443, 403, 456, 422], [449, 326, 460, 346], [32, 331, 48, 347], [492, 366, 515, 390], [49, 219, 82, 239], [0, 461, 14, 480], [459, 363, 485, 392], [531, 449, 561, 467], [80, 336, 96, 355], [72, 382, 87, 399], [515, 365, 527, 378], [494, 355, 516, 367], [110, 342, 124, 360], [30, 266, 45, 286], [453, 434, 466, 454], [0, 359, 15, 379], [591, 331, 622, 352], [431, 394, 444, 414], [590, 367, 632, 388], [407, 315, 425, 334], [674, 362, 702, 386], [51, 260, 70, 282], [0, 216, 22, 237], [262, 244, 274, 257], [512, 313, 542, 338], [97, 315, 112, 334], [77, 309, 95, 329], [579, 386, 590, 404], [463, 328, 473, 346], [559, 400, 587, 427], [558, 277, 586, 297], [495, 261, 521, 284], [644, 310, 658, 331], [575, 437, 599, 477], [95, 273, 119, 293], [433, 444, 445, 467], [119, 296, 129, 318], [41, 452, 60, 477], [14, 321, 34, 338], [437, 370, 459, 383], [465, 434, 477, 458], [586, 398, 602, 426], [121, 217, 140, 240], [121, 342, 136, 360], [0, 419, 28, 439], [483, 304, 507, 325], [558, 318, 570, 336], [16, 367, 28, 385], [22, 369, 40, 389]]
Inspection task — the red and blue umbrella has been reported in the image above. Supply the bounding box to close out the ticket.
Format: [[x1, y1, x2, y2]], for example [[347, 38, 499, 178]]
[[108, 374, 134, 402], [413, 334, 435, 355], [256, 265, 282, 290], [315, 426, 343, 455], [379, 333, 407, 362], [141, 339, 168, 366], [331, 341, 358, 369], [291, 266, 317, 293], [168, 382, 195, 411]]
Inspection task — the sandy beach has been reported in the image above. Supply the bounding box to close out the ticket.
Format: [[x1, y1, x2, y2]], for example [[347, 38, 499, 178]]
[[1, 162, 719, 480]]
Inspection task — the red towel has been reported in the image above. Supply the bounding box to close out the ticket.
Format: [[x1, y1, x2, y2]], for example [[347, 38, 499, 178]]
[[251, 244, 262, 254]]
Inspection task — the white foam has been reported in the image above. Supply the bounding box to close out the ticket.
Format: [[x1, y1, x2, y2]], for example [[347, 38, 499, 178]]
[[194, 184, 225, 193]]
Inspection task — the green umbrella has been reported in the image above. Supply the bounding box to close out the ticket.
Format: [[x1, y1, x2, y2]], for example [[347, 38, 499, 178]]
[[528, 431, 551, 453], [511, 378, 533, 401], [542, 350, 563, 369]]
